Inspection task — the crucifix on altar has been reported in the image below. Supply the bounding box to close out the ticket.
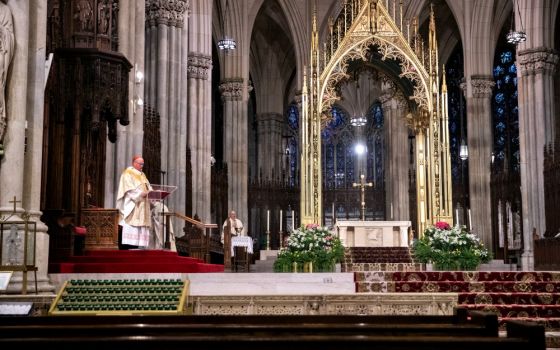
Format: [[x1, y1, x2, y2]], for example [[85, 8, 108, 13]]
[[353, 174, 373, 221]]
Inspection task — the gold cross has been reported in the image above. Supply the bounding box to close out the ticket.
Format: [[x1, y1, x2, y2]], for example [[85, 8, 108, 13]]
[[352, 174, 373, 221], [8, 196, 21, 213]]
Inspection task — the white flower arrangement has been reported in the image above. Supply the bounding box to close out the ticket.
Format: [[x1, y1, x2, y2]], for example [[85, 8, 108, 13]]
[[274, 224, 344, 272], [412, 221, 491, 270]]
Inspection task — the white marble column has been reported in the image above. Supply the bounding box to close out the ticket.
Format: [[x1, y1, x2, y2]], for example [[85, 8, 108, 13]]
[[220, 78, 250, 227], [0, 1, 51, 294], [0, 1, 27, 218], [517, 48, 559, 270], [23, 1, 52, 293], [466, 76, 494, 251], [186, 0, 212, 223], [394, 95, 410, 221], [256, 113, 284, 180], [144, 0, 189, 222], [187, 53, 212, 221]]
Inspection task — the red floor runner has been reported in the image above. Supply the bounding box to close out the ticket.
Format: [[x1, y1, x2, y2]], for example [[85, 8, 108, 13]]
[[49, 249, 224, 273]]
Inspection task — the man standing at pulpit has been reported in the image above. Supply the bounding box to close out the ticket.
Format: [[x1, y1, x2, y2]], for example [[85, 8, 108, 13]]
[[116, 155, 152, 249]]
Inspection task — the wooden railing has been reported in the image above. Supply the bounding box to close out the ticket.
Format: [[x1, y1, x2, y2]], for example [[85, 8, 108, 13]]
[[163, 212, 219, 263]]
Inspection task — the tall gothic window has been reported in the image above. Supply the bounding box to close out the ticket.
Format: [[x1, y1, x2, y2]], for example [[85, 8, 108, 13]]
[[366, 104, 384, 187], [446, 46, 469, 214], [322, 106, 355, 189], [490, 42, 523, 259], [285, 104, 299, 186], [322, 104, 384, 189], [446, 46, 466, 182], [492, 49, 520, 172]]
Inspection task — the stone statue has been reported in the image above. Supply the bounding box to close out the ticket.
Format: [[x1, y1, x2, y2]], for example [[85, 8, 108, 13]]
[[75, 0, 94, 32], [0, 2, 14, 145], [97, 0, 110, 35]]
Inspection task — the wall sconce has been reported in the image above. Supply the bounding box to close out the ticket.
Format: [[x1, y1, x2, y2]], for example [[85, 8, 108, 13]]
[[132, 64, 144, 114], [135, 69, 144, 84]]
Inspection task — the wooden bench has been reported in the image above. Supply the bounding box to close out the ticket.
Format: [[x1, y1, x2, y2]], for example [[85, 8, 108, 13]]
[[0, 309, 545, 350], [0, 309, 544, 349]]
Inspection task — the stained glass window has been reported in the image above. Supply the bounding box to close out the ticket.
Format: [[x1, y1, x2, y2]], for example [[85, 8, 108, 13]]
[[492, 49, 520, 172], [322, 104, 384, 189], [446, 47, 466, 182], [286, 104, 299, 186]]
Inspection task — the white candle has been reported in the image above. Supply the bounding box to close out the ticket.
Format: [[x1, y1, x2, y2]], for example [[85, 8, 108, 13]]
[[267, 210, 270, 232], [390, 203, 393, 220], [292, 210, 295, 230], [455, 208, 459, 225], [468, 209, 472, 230], [280, 210, 283, 232], [332, 203, 335, 223]]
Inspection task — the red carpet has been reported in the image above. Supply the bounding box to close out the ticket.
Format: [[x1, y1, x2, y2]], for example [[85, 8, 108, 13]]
[[355, 271, 560, 329], [49, 249, 224, 273]]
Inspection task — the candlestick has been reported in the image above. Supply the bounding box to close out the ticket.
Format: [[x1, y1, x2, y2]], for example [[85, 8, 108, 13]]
[[292, 210, 295, 230], [280, 210, 283, 232], [468, 209, 472, 230], [267, 210, 270, 232]]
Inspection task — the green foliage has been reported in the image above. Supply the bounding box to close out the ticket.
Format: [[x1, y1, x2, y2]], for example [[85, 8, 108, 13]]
[[273, 224, 344, 272], [412, 222, 491, 270]]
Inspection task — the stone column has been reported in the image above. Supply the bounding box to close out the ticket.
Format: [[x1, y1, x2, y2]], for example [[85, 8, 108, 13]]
[[187, 53, 212, 221], [517, 48, 559, 270], [220, 78, 250, 226], [381, 92, 410, 221], [394, 95, 410, 221], [23, 1, 53, 293], [380, 92, 394, 220], [0, 1, 26, 219], [105, 0, 146, 208], [145, 0, 189, 222], [0, 1, 50, 294], [256, 113, 284, 180], [466, 76, 494, 251]]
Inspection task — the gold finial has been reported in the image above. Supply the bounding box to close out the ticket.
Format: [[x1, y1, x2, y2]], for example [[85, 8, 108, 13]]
[[442, 65, 448, 93]]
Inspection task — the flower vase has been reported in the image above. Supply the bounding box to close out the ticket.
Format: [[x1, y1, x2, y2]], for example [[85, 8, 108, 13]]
[[304, 261, 313, 273]]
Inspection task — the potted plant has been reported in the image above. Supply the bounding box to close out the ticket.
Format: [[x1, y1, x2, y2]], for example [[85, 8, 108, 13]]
[[412, 221, 491, 270]]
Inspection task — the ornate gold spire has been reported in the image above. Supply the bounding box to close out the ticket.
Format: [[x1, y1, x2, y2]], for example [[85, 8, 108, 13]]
[[300, 0, 452, 232]]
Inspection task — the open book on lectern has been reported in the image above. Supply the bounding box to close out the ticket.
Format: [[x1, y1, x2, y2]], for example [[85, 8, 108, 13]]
[[148, 184, 178, 201]]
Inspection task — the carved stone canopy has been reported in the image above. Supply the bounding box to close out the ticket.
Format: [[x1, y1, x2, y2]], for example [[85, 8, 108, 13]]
[[54, 48, 132, 143]]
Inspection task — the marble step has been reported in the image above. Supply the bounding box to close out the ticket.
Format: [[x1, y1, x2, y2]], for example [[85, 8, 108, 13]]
[[186, 273, 356, 295]]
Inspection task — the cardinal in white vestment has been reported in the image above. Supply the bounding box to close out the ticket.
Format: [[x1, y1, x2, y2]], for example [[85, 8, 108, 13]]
[[221, 210, 245, 243], [116, 155, 152, 248]]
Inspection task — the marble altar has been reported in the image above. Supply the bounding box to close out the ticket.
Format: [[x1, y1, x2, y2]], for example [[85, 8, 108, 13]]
[[334, 220, 412, 247]]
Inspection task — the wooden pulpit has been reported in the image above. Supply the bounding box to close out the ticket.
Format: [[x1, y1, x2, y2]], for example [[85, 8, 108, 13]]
[[80, 208, 119, 250]]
